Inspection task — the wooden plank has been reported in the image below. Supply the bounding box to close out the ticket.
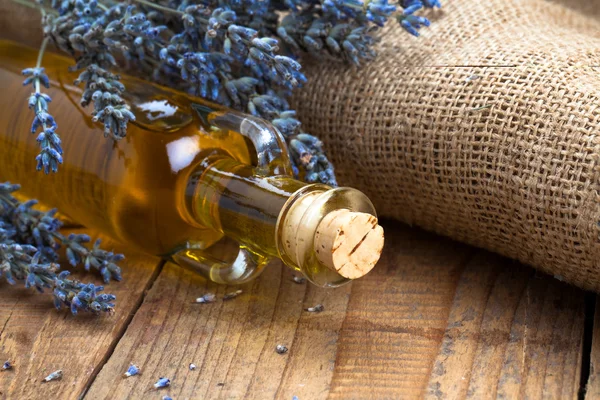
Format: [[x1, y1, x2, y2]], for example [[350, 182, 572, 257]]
[[2, 221, 588, 399], [325, 223, 474, 399], [585, 298, 600, 399], [0, 230, 161, 400], [84, 222, 475, 399], [426, 255, 586, 400]]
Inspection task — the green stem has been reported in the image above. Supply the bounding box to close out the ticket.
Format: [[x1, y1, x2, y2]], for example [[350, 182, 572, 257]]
[[131, 0, 209, 23], [35, 37, 48, 69], [9, 0, 57, 15], [131, 0, 183, 15], [34, 37, 50, 108]]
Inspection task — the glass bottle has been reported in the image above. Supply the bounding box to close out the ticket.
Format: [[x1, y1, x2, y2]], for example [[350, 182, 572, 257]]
[[0, 40, 384, 287]]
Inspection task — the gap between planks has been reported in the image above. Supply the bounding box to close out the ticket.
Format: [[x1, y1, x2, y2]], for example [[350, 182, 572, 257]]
[[77, 259, 167, 400], [0, 230, 164, 400], [83, 222, 476, 400]]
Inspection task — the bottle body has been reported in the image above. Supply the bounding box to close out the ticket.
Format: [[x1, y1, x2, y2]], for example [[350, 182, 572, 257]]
[[0, 40, 384, 287], [0, 40, 255, 255]]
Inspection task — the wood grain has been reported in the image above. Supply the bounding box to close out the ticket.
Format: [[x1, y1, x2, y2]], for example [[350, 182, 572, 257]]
[[326, 223, 473, 399], [0, 230, 161, 400], [426, 256, 585, 400], [0, 222, 589, 399], [85, 223, 475, 399]]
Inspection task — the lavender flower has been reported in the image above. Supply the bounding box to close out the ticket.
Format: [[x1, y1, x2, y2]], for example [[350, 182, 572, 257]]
[[154, 377, 171, 389], [62, 234, 123, 283], [75, 65, 135, 140], [53, 273, 117, 315], [42, 370, 63, 382], [195, 293, 216, 303], [397, 3, 430, 36], [275, 344, 288, 354], [124, 363, 140, 377], [0, 182, 121, 314], [2, 361, 13, 371], [31, 0, 440, 186], [22, 64, 63, 174]]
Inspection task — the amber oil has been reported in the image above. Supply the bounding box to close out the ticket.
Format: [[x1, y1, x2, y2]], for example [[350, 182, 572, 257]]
[[0, 40, 380, 287]]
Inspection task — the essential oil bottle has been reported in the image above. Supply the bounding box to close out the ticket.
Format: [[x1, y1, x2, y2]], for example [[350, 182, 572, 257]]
[[0, 40, 384, 287]]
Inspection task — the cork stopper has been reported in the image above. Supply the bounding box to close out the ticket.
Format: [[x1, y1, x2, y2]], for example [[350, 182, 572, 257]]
[[314, 210, 384, 279]]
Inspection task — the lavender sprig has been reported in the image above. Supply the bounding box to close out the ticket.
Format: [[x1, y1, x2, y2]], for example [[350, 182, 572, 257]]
[[2, 187, 122, 283], [29, 0, 439, 186], [53, 271, 116, 314], [22, 38, 63, 174], [0, 245, 116, 315], [75, 65, 135, 140], [397, 0, 438, 36], [0, 182, 121, 315]]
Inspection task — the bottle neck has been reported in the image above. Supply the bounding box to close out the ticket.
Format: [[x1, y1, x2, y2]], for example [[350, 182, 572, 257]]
[[187, 156, 307, 259], [184, 155, 383, 287]]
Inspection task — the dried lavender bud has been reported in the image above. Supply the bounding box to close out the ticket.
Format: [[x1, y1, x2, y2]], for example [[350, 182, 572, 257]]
[[223, 289, 243, 301], [154, 377, 171, 389], [76, 65, 134, 140], [305, 304, 325, 313], [0, 183, 121, 315], [189, 363, 196, 370], [275, 345, 288, 354], [23, 62, 63, 174], [292, 275, 306, 284], [124, 363, 140, 377], [195, 293, 216, 304], [1, 361, 12, 371], [42, 370, 63, 382], [162, 396, 173, 400], [29, 0, 441, 185]]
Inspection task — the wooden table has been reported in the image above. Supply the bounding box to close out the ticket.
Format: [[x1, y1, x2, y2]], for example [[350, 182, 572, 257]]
[[0, 221, 597, 399]]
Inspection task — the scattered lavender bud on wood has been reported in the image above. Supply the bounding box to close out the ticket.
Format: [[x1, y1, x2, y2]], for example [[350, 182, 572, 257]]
[[293, 396, 299, 400], [223, 290, 243, 301], [162, 396, 173, 400], [305, 304, 325, 313], [124, 363, 140, 377], [189, 363, 196, 370], [275, 345, 288, 354], [195, 293, 216, 304], [292, 275, 306, 284], [42, 370, 63, 382], [154, 377, 171, 389], [1, 361, 12, 371]]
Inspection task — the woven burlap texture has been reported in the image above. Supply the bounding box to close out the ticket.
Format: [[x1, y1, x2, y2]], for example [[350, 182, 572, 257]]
[[291, 0, 600, 290]]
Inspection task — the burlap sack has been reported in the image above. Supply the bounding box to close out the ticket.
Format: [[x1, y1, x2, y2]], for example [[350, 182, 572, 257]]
[[1, 0, 599, 289], [291, 0, 600, 290]]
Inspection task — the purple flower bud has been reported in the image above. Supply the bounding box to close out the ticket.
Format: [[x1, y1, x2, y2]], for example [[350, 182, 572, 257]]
[[154, 377, 171, 389], [42, 370, 63, 382], [124, 364, 140, 377]]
